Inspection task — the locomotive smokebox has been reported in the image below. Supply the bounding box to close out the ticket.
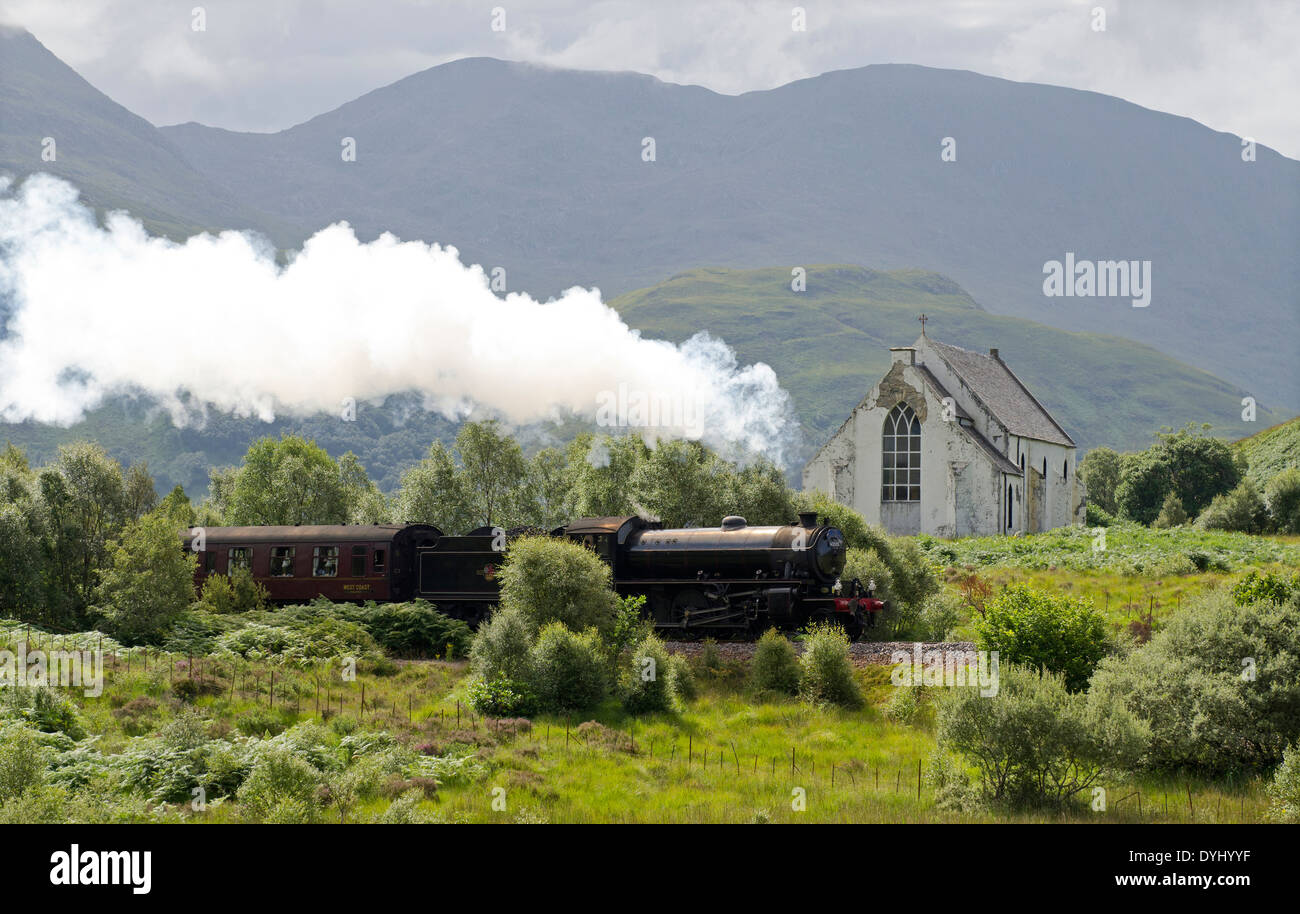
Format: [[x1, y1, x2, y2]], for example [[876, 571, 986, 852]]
[[798, 511, 818, 529]]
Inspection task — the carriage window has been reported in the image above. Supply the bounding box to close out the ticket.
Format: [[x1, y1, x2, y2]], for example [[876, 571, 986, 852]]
[[270, 546, 295, 577], [882, 403, 921, 502], [373, 549, 386, 574], [313, 546, 339, 577], [204, 551, 217, 573], [228, 547, 251, 573], [351, 545, 367, 577]]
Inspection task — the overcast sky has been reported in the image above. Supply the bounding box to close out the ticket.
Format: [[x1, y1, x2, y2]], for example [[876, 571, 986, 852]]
[[4, 0, 1298, 158]]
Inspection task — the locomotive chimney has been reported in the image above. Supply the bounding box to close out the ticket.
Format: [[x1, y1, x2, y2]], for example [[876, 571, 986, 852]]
[[798, 511, 818, 529]]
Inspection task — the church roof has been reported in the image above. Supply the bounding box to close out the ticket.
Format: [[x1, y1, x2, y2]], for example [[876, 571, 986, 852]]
[[924, 339, 1075, 447], [914, 365, 1023, 475]]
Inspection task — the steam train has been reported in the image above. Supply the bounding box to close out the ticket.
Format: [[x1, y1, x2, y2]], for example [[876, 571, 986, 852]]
[[184, 511, 882, 639]]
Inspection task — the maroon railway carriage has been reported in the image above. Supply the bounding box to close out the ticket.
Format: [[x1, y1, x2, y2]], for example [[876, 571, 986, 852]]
[[185, 524, 441, 603]]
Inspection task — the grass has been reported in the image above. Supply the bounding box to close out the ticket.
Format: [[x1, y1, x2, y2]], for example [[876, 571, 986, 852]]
[[1234, 417, 1300, 490], [1, 625, 1272, 824]]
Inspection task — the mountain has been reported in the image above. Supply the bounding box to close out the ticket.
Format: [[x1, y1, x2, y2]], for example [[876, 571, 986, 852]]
[[607, 265, 1283, 458], [153, 56, 1299, 410], [0, 27, 291, 241]]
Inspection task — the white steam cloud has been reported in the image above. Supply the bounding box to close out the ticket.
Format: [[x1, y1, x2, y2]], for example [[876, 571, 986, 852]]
[[0, 174, 796, 463]]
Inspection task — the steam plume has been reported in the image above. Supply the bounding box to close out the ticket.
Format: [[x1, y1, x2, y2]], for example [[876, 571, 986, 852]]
[[0, 174, 796, 463]]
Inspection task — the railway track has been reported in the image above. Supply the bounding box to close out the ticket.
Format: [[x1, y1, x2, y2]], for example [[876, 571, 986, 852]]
[[663, 640, 978, 668]]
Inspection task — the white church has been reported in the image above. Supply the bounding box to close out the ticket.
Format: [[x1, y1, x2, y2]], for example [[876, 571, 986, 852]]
[[803, 319, 1085, 537]]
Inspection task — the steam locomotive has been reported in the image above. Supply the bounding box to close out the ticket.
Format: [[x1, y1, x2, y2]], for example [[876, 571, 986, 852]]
[[185, 511, 882, 639]]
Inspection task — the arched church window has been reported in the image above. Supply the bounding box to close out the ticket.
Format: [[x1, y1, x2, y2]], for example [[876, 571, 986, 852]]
[[882, 404, 920, 502], [1006, 484, 1014, 529]]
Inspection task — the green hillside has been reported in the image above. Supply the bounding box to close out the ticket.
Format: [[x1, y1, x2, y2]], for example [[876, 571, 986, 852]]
[[608, 265, 1287, 459], [1234, 418, 1300, 488]]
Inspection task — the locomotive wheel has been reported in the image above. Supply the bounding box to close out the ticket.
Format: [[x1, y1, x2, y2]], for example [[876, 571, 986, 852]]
[[670, 588, 709, 626]]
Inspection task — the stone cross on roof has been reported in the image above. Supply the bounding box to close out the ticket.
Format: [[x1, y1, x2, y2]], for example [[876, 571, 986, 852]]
[[918, 313, 928, 335]]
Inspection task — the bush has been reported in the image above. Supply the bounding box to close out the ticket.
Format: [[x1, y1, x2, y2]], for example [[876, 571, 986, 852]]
[[531, 623, 608, 712], [975, 585, 1107, 692], [470, 604, 536, 685], [798, 622, 861, 709], [620, 632, 676, 713], [1231, 569, 1298, 607], [197, 567, 268, 614], [237, 707, 289, 738], [465, 676, 537, 717], [351, 601, 472, 658], [236, 746, 324, 823], [1089, 589, 1300, 774], [497, 535, 619, 636], [1153, 492, 1188, 528], [936, 665, 1146, 808], [1084, 502, 1115, 527], [1264, 468, 1300, 534], [1079, 447, 1122, 516], [884, 685, 923, 725], [1268, 743, 1300, 823], [1197, 480, 1269, 534], [0, 725, 48, 803], [919, 591, 964, 641], [665, 654, 696, 703], [843, 537, 938, 639], [1, 686, 85, 738], [749, 628, 800, 696]]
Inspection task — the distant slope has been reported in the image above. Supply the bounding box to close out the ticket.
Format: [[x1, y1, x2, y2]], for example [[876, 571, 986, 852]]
[[1234, 418, 1300, 489], [155, 57, 1298, 408], [607, 265, 1284, 459], [0, 27, 291, 241]]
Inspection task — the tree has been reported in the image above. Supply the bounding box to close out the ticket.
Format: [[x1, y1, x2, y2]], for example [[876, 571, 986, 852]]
[[0, 504, 42, 615], [223, 435, 348, 525], [1157, 425, 1240, 516], [123, 462, 158, 520], [628, 438, 726, 527], [393, 441, 474, 533], [338, 452, 389, 524], [526, 447, 573, 529], [1115, 448, 1172, 525], [454, 420, 530, 528], [564, 433, 649, 519], [94, 509, 197, 643], [1079, 447, 1122, 516], [37, 442, 129, 622], [727, 459, 797, 526], [1152, 491, 1188, 528]]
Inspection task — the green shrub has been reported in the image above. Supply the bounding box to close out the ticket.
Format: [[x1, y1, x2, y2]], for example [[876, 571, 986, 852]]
[[975, 585, 1107, 692], [1089, 589, 1300, 774], [749, 628, 800, 696], [1085, 502, 1115, 527], [0, 725, 48, 803], [465, 676, 537, 717], [197, 567, 268, 614], [619, 632, 675, 713], [530, 623, 608, 712], [1197, 480, 1269, 534], [798, 622, 861, 709], [919, 591, 964, 641], [1153, 492, 1188, 528], [353, 601, 472, 658], [665, 654, 696, 703], [884, 685, 923, 725], [237, 707, 288, 738], [1265, 468, 1300, 534], [1268, 743, 1300, 823], [1231, 569, 1298, 607], [936, 664, 1146, 808], [236, 746, 324, 823], [498, 535, 619, 636], [470, 604, 536, 685]]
